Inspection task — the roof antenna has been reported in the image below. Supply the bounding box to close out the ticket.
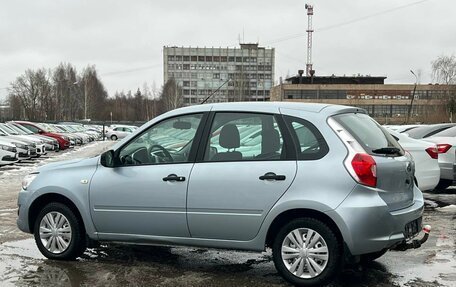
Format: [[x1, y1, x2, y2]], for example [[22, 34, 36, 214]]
[[200, 78, 231, 104]]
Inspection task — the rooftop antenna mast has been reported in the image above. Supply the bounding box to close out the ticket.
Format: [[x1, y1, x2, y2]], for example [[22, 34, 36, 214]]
[[305, 4, 314, 77]]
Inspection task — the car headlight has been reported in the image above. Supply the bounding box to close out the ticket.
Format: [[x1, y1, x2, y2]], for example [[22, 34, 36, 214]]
[[22, 173, 39, 190], [14, 143, 27, 150], [0, 144, 16, 152]]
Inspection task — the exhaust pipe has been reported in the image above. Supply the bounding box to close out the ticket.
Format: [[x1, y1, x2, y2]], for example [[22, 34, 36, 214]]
[[393, 225, 431, 251]]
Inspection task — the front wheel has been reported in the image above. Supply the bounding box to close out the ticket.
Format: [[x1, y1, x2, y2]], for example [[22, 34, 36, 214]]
[[110, 135, 118, 141], [33, 202, 86, 260], [272, 218, 342, 286]]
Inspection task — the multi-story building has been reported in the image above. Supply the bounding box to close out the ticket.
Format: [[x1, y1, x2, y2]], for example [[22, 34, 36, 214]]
[[163, 44, 275, 105], [271, 74, 456, 124]]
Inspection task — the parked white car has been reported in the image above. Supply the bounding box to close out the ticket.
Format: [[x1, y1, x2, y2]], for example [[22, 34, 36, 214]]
[[106, 126, 135, 140], [0, 138, 18, 166], [389, 130, 440, 191]]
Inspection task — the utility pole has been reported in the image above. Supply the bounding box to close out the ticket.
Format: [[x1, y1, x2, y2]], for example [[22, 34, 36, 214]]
[[305, 4, 314, 77], [406, 70, 418, 124], [84, 80, 88, 120]]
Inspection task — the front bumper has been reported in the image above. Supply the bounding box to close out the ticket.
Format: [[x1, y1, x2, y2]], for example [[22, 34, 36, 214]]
[[326, 184, 424, 256]]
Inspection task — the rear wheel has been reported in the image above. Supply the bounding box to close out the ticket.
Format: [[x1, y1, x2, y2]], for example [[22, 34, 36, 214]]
[[435, 179, 453, 190], [272, 218, 342, 286], [33, 202, 86, 260], [110, 135, 118, 141]]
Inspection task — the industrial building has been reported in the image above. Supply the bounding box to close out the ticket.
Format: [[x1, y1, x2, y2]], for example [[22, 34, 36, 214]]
[[270, 74, 455, 124], [163, 44, 275, 105]]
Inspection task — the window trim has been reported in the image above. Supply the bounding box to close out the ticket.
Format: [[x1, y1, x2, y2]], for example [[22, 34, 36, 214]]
[[195, 111, 296, 163], [283, 115, 329, 160], [112, 112, 209, 167]]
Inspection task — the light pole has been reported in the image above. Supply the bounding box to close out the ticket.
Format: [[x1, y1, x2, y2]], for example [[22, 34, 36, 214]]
[[73, 80, 88, 120], [406, 70, 418, 124]]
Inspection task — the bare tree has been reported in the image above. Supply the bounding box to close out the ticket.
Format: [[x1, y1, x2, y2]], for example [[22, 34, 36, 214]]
[[431, 55, 456, 122], [160, 78, 183, 112], [432, 55, 456, 84], [8, 69, 51, 121]]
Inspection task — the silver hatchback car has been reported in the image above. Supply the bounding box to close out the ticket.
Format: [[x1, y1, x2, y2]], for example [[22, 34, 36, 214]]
[[17, 103, 426, 286]]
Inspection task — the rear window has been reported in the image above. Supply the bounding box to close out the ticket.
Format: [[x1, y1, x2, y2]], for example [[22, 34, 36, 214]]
[[333, 113, 404, 156], [432, 126, 456, 137]]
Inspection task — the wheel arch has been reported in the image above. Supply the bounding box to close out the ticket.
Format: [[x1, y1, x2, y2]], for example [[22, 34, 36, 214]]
[[265, 208, 344, 249], [28, 193, 86, 235]]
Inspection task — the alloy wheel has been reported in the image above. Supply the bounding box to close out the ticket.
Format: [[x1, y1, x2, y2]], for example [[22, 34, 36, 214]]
[[281, 228, 329, 278], [39, 212, 72, 254]]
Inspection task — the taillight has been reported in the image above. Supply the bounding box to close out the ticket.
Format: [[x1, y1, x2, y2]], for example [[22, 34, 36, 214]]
[[425, 146, 438, 159], [437, 144, 452, 154], [351, 153, 377, 187]]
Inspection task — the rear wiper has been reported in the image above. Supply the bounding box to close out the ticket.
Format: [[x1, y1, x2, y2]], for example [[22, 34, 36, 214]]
[[372, 147, 401, 155]]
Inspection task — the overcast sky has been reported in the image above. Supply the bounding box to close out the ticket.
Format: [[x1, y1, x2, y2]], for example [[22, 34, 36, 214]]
[[1, 0, 455, 102]]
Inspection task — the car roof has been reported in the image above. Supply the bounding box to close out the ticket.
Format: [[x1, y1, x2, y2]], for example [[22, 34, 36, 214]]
[[167, 102, 365, 117]]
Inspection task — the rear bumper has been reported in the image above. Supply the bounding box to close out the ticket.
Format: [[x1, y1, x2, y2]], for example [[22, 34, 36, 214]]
[[439, 162, 456, 181], [416, 165, 440, 191], [326, 184, 424, 256]]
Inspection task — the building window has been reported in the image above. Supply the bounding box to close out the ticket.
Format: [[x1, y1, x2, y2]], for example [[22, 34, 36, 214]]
[[183, 56, 190, 61], [191, 56, 197, 61], [168, 56, 175, 61], [198, 56, 205, 61], [206, 56, 213, 62]]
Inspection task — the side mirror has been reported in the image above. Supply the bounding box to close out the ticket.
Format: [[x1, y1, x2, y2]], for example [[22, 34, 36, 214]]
[[100, 150, 115, 168]]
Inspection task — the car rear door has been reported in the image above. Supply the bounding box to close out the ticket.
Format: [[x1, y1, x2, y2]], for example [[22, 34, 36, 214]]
[[186, 111, 297, 241]]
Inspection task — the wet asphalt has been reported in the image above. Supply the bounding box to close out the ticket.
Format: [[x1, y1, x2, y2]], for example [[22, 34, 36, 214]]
[[0, 142, 455, 286]]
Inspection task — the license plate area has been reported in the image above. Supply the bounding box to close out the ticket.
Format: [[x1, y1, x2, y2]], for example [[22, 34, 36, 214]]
[[404, 217, 422, 240]]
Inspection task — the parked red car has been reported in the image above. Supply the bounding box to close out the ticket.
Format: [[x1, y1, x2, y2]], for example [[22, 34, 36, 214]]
[[13, 121, 70, 150]]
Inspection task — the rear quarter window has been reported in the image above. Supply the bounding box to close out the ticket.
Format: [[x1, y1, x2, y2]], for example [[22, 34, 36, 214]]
[[333, 113, 404, 156], [284, 116, 329, 160]]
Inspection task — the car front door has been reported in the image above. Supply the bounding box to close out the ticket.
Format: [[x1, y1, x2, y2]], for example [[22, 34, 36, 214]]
[[90, 113, 205, 238], [187, 112, 297, 241]]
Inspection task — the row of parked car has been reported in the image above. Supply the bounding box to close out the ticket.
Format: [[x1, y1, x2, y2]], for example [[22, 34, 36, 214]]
[[0, 121, 103, 166], [385, 123, 456, 191]]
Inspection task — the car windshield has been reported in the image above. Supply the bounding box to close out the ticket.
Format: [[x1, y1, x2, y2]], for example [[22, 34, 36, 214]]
[[11, 124, 34, 135], [6, 124, 26, 135], [0, 124, 19, 135]]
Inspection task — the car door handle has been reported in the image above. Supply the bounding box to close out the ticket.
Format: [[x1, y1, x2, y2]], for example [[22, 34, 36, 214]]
[[162, 174, 186, 182], [259, 172, 286, 181]]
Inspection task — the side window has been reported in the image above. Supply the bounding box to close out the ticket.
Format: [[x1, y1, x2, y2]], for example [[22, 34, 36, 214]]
[[284, 116, 329, 160], [119, 114, 203, 166], [204, 113, 285, 162], [114, 127, 121, 131]]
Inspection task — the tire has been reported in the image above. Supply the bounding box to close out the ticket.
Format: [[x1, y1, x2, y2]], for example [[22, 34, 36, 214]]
[[435, 179, 453, 190], [360, 249, 388, 263], [110, 135, 118, 141], [33, 202, 86, 260], [272, 218, 342, 287]]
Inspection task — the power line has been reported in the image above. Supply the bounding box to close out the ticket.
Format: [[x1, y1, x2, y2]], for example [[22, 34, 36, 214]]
[[101, 64, 162, 77], [264, 0, 431, 45]]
